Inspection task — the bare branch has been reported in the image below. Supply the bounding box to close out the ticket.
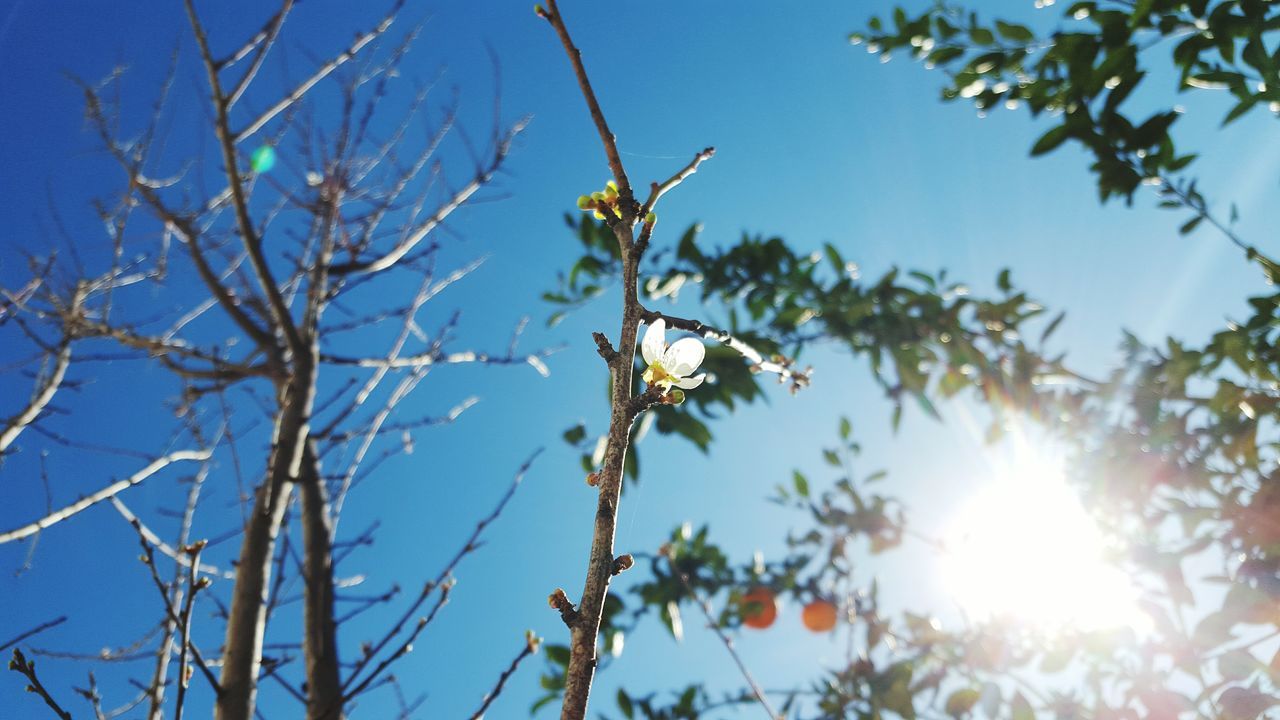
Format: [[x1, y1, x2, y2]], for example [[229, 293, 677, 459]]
[[110, 498, 235, 579], [233, 0, 408, 145], [0, 340, 71, 455], [467, 633, 541, 720], [0, 617, 68, 654], [225, 1, 295, 109], [328, 120, 526, 277], [130, 521, 221, 695], [0, 450, 213, 545], [185, 0, 306, 358], [640, 146, 716, 219], [340, 450, 542, 698]]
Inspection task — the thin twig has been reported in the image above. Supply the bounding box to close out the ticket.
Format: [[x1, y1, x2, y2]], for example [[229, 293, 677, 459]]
[[9, 648, 73, 719], [0, 450, 213, 544], [467, 634, 541, 720], [539, 1, 633, 210], [663, 553, 780, 720], [0, 617, 68, 653]]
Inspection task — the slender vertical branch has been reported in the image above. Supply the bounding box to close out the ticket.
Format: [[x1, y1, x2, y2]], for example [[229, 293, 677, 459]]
[[538, 6, 720, 719], [540, 1, 634, 212], [174, 541, 210, 720]]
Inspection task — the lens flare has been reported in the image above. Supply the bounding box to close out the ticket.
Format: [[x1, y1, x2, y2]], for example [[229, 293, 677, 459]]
[[941, 438, 1148, 633], [251, 145, 277, 173]]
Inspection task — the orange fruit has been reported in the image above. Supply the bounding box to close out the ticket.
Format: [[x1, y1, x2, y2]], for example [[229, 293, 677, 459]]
[[802, 600, 838, 633], [740, 587, 778, 630]]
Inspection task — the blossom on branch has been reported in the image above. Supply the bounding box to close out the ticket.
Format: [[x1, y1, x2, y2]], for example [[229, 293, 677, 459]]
[[640, 318, 705, 392]]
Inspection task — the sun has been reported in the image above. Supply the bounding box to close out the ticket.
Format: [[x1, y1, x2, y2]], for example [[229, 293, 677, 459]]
[[940, 436, 1149, 633]]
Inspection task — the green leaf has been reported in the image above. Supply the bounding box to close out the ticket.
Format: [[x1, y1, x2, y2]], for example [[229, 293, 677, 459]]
[[1010, 692, 1035, 720], [618, 689, 635, 719], [1040, 310, 1066, 345], [969, 26, 995, 45], [995, 20, 1034, 42], [562, 424, 586, 445], [793, 470, 810, 498], [545, 644, 570, 667], [945, 688, 981, 718], [1030, 125, 1071, 156], [997, 268, 1012, 292]]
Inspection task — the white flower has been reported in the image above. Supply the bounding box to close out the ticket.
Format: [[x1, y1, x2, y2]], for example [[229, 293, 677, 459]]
[[640, 318, 706, 390]]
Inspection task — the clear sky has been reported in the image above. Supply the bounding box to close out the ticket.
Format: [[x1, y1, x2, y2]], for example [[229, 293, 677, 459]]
[[1, 1, 1275, 718]]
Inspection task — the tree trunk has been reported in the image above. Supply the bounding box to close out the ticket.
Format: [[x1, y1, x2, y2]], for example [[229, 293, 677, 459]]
[[217, 379, 312, 720], [300, 442, 343, 719]]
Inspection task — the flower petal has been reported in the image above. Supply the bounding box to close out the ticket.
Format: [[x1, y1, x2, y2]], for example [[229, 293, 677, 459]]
[[673, 373, 705, 390], [641, 319, 665, 365], [663, 337, 705, 377]]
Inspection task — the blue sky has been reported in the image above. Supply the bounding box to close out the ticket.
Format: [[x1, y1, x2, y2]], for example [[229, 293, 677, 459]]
[[1, 1, 1276, 718]]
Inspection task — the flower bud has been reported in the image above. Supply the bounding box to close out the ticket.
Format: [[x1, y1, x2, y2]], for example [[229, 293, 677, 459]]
[[611, 553, 635, 575], [665, 388, 686, 405], [585, 471, 600, 487], [577, 195, 592, 210], [644, 212, 657, 225]]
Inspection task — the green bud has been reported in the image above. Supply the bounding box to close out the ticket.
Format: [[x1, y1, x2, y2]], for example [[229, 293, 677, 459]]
[[645, 212, 657, 225], [577, 195, 592, 210], [534, 4, 545, 15], [667, 388, 686, 404]]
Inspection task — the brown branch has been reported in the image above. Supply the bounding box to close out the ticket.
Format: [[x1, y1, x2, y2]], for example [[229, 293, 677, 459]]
[[339, 583, 451, 704], [299, 442, 343, 720], [0, 450, 213, 545], [540, 1, 634, 215], [467, 634, 541, 720], [77, 79, 278, 356], [130, 521, 221, 696], [185, 0, 306, 358], [0, 617, 68, 654], [174, 542, 210, 720], [145, 448, 211, 720], [339, 450, 542, 700], [8, 648, 72, 720]]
